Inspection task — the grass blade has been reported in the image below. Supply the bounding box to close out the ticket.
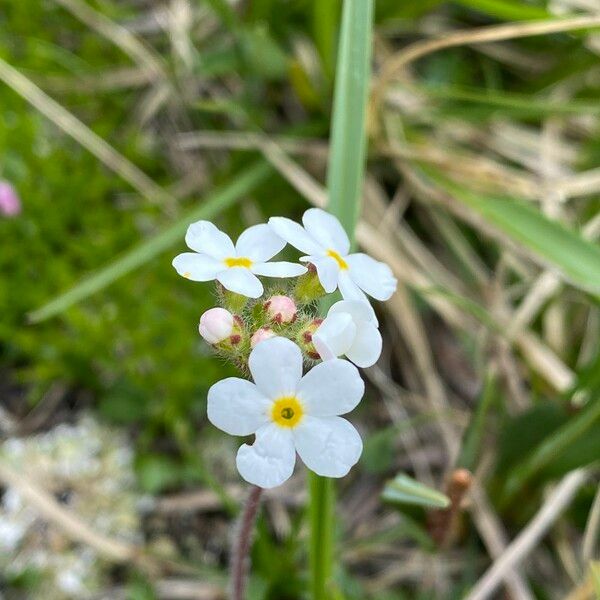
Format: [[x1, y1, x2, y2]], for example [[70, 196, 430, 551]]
[[453, 0, 550, 21], [457, 373, 497, 472], [28, 162, 271, 323], [325, 0, 374, 242], [501, 397, 600, 505], [310, 2, 374, 599], [312, 0, 341, 79], [425, 169, 600, 295]]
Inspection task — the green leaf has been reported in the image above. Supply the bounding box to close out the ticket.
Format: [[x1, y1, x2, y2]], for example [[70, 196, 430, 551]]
[[457, 373, 496, 472], [383, 473, 450, 509], [351, 517, 436, 552], [425, 169, 600, 295], [453, 0, 550, 21], [361, 428, 396, 474], [501, 398, 600, 505], [28, 162, 271, 323], [98, 383, 148, 424], [126, 574, 157, 600], [312, 0, 341, 79], [136, 454, 182, 494], [422, 84, 600, 117], [591, 562, 600, 598], [241, 24, 289, 79], [326, 0, 374, 243]]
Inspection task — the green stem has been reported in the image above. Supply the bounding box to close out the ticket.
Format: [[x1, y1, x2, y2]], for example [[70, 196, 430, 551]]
[[309, 473, 335, 600], [309, 1, 374, 599]]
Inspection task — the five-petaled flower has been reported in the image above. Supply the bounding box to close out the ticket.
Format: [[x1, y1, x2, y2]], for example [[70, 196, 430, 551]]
[[269, 208, 397, 304], [173, 221, 307, 298], [313, 300, 382, 368], [207, 337, 364, 488]]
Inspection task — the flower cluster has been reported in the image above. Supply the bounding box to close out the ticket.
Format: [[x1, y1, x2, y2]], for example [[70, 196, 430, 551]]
[[173, 208, 397, 488]]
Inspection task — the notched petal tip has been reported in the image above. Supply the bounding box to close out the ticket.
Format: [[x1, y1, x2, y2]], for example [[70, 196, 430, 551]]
[[236, 424, 296, 488]]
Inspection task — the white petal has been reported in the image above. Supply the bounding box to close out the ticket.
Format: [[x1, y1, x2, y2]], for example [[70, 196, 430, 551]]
[[346, 253, 397, 301], [248, 337, 303, 398], [185, 221, 235, 259], [172, 253, 221, 281], [268, 216, 323, 255], [338, 272, 378, 325], [251, 261, 308, 278], [313, 313, 356, 361], [303, 255, 339, 293], [293, 416, 362, 478], [346, 323, 382, 368], [297, 359, 364, 416], [338, 270, 368, 302], [302, 208, 350, 255], [235, 224, 286, 262], [217, 267, 263, 298], [236, 424, 296, 488], [207, 378, 270, 435], [329, 299, 376, 326]]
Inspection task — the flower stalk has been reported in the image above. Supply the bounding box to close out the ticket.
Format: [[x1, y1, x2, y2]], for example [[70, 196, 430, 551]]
[[309, 473, 335, 600], [230, 485, 263, 600]]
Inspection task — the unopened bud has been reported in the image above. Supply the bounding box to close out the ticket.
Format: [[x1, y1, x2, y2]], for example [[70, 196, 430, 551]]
[[250, 327, 276, 348], [216, 284, 248, 313], [0, 182, 21, 217], [294, 264, 325, 304], [265, 295, 297, 324], [296, 318, 323, 360], [199, 308, 236, 344]]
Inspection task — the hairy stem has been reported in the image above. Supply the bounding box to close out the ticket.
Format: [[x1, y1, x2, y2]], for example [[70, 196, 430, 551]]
[[230, 485, 263, 600]]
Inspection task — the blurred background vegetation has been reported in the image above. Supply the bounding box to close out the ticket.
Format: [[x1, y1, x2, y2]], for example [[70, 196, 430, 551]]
[[0, 0, 599, 599]]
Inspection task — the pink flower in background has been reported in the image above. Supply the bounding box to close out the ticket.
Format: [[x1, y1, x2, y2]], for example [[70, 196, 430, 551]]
[[0, 182, 21, 217]]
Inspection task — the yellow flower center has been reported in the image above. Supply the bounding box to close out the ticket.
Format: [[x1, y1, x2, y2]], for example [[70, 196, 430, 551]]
[[271, 396, 304, 428], [326, 249, 348, 270], [224, 256, 253, 268]]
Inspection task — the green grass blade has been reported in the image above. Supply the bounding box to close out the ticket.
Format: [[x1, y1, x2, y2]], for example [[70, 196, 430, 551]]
[[453, 0, 550, 21], [312, 0, 341, 79], [310, 2, 374, 600], [425, 169, 600, 295], [422, 84, 600, 116], [457, 373, 497, 472], [501, 397, 600, 505], [326, 0, 374, 243], [28, 162, 271, 323]]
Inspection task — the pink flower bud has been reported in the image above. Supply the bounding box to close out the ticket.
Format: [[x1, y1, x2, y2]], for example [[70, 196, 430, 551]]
[[199, 308, 235, 344], [0, 182, 21, 217], [265, 295, 297, 324], [250, 327, 276, 348]]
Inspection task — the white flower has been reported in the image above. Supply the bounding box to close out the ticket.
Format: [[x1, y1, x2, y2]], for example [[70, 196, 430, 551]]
[[207, 337, 364, 488], [268, 208, 397, 304], [173, 221, 307, 298], [313, 300, 382, 368]]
